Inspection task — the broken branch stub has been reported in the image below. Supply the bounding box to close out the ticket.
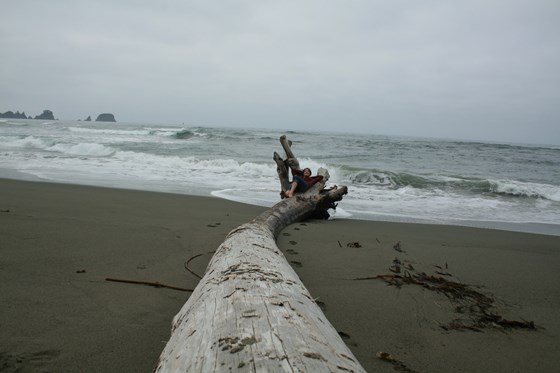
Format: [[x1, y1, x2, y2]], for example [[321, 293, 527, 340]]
[[280, 135, 300, 172]]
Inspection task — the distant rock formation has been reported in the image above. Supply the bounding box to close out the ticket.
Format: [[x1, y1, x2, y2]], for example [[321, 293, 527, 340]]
[[1, 109, 117, 122], [0, 110, 29, 119], [95, 113, 116, 122], [34, 110, 55, 120], [0, 109, 57, 120]]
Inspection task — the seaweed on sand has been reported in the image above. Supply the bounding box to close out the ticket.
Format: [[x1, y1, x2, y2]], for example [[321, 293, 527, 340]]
[[355, 259, 537, 332]]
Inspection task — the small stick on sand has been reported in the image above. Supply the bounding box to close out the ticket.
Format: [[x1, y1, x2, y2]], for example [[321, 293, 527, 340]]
[[105, 278, 194, 292], [184, 251, 215, 279]]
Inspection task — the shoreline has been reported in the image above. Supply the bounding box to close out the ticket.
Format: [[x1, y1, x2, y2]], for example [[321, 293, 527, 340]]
[[1, 178, 559, 372], [2, 174, 558, 237]]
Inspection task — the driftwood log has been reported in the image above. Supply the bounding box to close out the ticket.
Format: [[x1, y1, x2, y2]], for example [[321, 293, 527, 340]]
[[155, 136, 364, 372]]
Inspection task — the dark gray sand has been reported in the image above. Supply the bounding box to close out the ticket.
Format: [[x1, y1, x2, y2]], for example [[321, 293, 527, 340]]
[[1, 179, 559, 372]]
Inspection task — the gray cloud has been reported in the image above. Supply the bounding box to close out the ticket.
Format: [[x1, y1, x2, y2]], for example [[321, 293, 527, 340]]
[[1, 0, 559, 144]]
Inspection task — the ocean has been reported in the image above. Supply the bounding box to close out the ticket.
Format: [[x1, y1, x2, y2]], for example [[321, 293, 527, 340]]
[[1, 118, 559, 235]]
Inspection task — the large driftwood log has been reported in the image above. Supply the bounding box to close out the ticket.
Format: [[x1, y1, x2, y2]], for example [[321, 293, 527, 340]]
[[155, 137, 363, 372]]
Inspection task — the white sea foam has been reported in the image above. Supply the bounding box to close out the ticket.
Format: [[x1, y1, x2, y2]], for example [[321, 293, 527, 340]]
[[67, 127, 152, 136], [0, 135, 53, 149], [47, 142, 116, 157], [491, 179, 560, 202]]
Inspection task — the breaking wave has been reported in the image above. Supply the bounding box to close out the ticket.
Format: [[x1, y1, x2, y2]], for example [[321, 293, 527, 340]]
[[340, 168, 560, 201], [47, 142, 116, 157], [173, 129, 196, 139]]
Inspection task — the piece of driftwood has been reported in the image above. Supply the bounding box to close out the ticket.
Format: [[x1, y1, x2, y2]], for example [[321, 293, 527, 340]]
[[105, 278, 194, 292], [155, 137, 363, 372]]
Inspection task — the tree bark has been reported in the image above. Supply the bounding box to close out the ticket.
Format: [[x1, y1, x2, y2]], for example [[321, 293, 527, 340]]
[[155, 137, 363, 372]]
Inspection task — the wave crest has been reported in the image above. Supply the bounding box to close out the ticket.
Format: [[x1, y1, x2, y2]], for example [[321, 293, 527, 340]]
[[173, 129, 195, 139], [48, 142, 116, 157], [489, 180, 560, 201], [340, 168, 560, 201]]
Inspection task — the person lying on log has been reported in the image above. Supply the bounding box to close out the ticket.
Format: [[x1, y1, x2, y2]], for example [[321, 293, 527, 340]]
[[284, 167, 324, 198]]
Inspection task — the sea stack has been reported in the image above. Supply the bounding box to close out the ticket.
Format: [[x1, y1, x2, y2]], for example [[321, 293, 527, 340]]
[[34, 110, 55, 120], [95, 113, 116, 122]]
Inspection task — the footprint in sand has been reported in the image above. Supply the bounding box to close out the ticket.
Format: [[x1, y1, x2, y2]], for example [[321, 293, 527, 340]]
[[289, 240, 297, 245], [289, 260, 303, 267], [338, 331, 358, 346], [286, 249, 298, 255], [338, 331, 351, 339]]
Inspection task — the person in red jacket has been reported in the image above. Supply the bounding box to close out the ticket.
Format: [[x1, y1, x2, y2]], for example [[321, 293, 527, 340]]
[[285, 167, 323, 197]]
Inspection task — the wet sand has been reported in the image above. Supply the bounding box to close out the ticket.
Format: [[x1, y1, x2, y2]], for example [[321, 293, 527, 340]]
[[1, 178, 559, 372]]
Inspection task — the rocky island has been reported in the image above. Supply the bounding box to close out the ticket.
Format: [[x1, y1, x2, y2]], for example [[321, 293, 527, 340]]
[[0, 109, 56, 120], [0, 111, 29, 119], [95, 113, 116, 122], [34, 110, 55, 120], [1, 109, 117, 122]]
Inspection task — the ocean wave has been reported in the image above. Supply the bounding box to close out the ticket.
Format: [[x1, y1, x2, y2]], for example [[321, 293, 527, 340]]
[[67, 127, 152, 136], [113, 150, 276, 176], [0, 135, 54, 149], [341, 168, 437, 189], [338, 167, 560, 202], [0, 135, 116, 157], [47, 142, 116, 157], [172, 129, 196, 139], [66, 125, 207, 142], [489, 180, 560, 201], [344, 169, 394, 186]]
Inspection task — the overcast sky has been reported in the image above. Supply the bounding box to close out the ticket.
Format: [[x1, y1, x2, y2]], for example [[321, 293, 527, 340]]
[[2, 1, 559, 145]]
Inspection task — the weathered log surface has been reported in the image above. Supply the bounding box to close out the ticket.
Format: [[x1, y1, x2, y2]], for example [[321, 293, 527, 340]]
[[155, 137, 363, 372]]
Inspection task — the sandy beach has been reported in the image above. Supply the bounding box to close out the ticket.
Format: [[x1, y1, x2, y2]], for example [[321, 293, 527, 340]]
[[1, 178, 559, 372]]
